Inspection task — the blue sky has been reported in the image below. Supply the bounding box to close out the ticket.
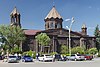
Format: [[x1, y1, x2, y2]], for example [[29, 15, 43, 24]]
[[0, 0, 100, 36]]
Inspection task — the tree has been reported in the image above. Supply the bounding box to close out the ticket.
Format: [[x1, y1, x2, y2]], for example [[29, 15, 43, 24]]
[[35, 33, 50, 53], [0, 25, 26, 52], [94, 25, 100, 51], [60, 44, 68, 54]]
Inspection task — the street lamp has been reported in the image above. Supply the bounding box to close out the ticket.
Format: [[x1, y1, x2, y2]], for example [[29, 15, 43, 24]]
[[65, 17, 75, 55]]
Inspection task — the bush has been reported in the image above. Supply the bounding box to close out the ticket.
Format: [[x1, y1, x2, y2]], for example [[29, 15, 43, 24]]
[[22, 52, 27, 56], [66, 54, 70, 56], [33, 51, 36, 59], [97, 53, 100, 57], [38, 52, 43, 56], [71, 46, 85, 54], [10, 45, 21, 54], [88, 48, 98, 55], [0, 51, 2, 55], [22, 50, 36, 59], [50, 52, 58, 55], [27, 50, 33, 57], [60, 45, 68, 54]]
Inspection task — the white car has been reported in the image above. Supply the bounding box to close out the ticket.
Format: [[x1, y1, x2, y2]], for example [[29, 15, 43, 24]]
[[7, 56, 19, 63], [67, 54, 85, 61], [38, 54, 54, 62]]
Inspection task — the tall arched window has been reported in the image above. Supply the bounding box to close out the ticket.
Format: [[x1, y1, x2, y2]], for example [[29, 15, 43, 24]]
[[57, 23, 61, 28], [49, 21, 55, 29]]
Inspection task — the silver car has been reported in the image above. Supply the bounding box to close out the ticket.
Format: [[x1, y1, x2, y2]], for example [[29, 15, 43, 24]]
[[67, 54, 85, 61], [8, 56, 19, 63]]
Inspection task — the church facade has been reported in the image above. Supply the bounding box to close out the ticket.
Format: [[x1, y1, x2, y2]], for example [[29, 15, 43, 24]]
[[10, 6, 96, 53]]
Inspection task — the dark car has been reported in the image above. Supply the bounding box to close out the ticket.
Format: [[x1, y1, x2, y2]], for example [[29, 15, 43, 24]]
[[0, 56, 3, 60], [22, 55, 33, 62], [16, 56, 21, 60], [54, 54, 67, 61]]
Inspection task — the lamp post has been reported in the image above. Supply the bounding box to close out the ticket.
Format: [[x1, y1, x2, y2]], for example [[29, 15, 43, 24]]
[[65, 17, 75, 55]]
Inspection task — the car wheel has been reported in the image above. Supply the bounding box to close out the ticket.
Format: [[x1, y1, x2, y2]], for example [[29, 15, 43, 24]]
[[85, 58, 87, 60], [43, 58, 45, 62], [22, 59, 25, 62], [74, 59, 76, 61]]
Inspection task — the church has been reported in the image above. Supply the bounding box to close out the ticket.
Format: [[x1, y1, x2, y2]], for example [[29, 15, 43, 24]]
[[10, 6, 96, 53]]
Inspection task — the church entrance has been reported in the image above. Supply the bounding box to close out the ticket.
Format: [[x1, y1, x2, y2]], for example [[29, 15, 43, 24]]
[[44, 46, 50, 54]]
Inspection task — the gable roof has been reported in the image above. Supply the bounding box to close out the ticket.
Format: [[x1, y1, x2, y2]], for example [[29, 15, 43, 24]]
[[45, 6, 62, 19], [24, 29, 41, 35], [39, 28, 83, 37]]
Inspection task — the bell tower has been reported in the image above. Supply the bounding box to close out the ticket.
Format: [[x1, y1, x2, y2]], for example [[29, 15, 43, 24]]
[[44, 6, 63, 30], [81, 24, 87, 35], [10, 7, 21, 27]]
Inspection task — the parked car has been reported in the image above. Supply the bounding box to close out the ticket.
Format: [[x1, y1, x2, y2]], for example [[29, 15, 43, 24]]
[[83, 54, 93, 60], [0, 55, 3, 60], [22, 55, 33, 62], [38, 54, 54, 62], [8, 56, 19, 63], [67, 54, 85, 61], [16, 56, 21, 60], [54, 54, 67, 61]]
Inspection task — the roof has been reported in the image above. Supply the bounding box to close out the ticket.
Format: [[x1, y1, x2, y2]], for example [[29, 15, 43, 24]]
[[45, 6, 62, 19], [82, 24, 87, 28], [24, 29, 41, 35], [10, 7, 20, 15]]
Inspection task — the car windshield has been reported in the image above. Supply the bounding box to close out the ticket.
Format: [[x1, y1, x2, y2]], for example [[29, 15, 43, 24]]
[[45, 55, 51, 56], [24, 56, 31, 57], [9, 56, 16, 58], [40, 55, 44, 57], [77, 54, 81, 56], [71, 55, 75, 56]]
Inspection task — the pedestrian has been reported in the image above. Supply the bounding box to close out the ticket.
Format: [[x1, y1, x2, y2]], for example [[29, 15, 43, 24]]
[[36, 53, 39, 60]]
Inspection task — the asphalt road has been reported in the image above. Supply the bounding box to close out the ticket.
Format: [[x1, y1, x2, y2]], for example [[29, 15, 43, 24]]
[[0, 58, 100, 67]]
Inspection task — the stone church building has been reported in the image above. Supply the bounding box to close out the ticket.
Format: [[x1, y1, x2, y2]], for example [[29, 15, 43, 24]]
[[10, 6, 96, 53]]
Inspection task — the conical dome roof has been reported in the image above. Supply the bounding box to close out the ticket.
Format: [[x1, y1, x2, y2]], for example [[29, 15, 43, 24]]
[[10, 7, 20, 15], [45, 6, 62, 19], [82, 24, 87, 28]]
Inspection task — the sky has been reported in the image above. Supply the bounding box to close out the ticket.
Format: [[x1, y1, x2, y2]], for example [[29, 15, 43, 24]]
[[0, 0, 100, 36]]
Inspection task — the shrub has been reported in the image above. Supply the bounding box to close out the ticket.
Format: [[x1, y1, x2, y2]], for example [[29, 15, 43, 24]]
[[0, 51, 2, 55], [38, 52, 43, 56], [10, 45, 21, 54], [27, 50, 33, 57], [88, 48, 98, 55], [50, 52, 58, 55], [33, 51, 36, 59], [60, 45, 68, 54], [22, 52, 27, 56], [66, 54, 70, 56], [22, 50, 36, 59], [71, 46, 85, 54]]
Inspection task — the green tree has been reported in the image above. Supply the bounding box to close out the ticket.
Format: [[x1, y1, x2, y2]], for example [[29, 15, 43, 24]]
[[35, 33, 50, 53], [0, 25, 26, 52], [94, 25, 100, 51], [60, 45, 68, 54], [11, 45, 21, 54]]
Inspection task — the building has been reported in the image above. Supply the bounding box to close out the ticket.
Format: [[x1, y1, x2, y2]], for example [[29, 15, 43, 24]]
[[10, 6, 96, 53]]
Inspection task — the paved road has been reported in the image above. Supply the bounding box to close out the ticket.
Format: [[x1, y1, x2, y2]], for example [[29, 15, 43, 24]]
[[0, 58, 100, 67]]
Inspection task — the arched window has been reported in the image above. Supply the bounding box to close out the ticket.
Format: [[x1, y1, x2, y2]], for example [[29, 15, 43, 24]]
[[57, 23, 61, 28], [49, 21, 55, 29]]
